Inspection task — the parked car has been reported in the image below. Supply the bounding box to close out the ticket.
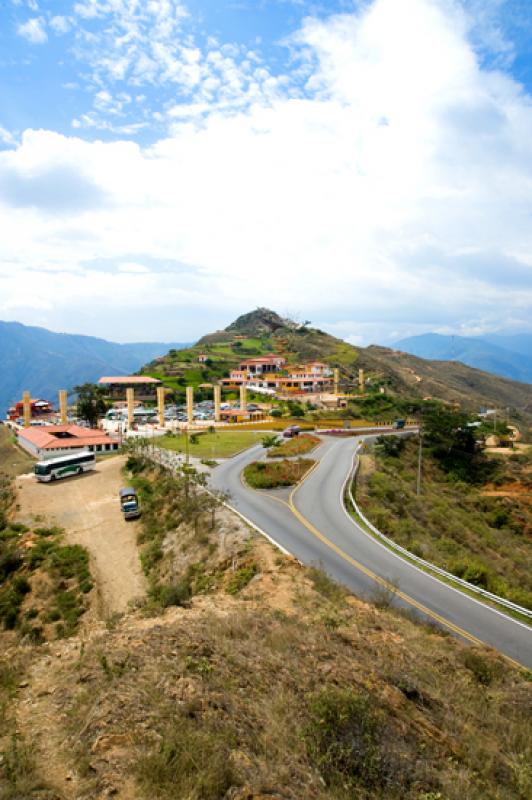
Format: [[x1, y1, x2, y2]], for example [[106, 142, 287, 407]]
[[283, 425, 301, 438]]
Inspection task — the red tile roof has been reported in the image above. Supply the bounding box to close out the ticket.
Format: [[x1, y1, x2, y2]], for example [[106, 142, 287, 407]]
[[18, 425, 118, 450], [98, 376, 161, 385]]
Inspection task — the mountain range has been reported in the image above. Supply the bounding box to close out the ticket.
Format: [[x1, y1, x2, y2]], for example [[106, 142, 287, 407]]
[[393, 333, 532, 384], [0, 320, 188, 415]]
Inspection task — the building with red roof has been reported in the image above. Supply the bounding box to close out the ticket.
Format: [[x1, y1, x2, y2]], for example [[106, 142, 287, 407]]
[[17, 424, 119, 459], [8, 398, 53, 422], [98, 376, 161, 400]]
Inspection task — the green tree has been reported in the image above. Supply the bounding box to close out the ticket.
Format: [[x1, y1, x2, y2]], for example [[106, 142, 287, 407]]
[[423, 406, 495, 483], [261, 434, 280, 449], [74, 383, 108, 427], [375, 435, 405, 458]]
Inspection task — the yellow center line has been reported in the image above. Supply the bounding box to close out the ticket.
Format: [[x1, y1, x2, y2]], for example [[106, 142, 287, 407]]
[[238, 448, 525, 670], [287, 453, 525, 670]]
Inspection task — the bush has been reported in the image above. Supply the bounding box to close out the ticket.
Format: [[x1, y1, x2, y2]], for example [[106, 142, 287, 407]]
[[136, 715, 237, 800], [0, 547, 22, 582], [463, 651, 502, 686], [226, 563, 259, 595], [305, 688, 402, 791], [151, 579, 192, 608]]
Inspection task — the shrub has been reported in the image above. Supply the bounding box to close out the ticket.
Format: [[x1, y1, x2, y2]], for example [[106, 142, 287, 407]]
[[0, 547, 22, 582], [305, 688, 400, 791], [226, 563, 259, 595], [151, 579, 192, 608], [463, 651, 502, 686], [308, 567, 346, 605], [136, 716, 237, 800]]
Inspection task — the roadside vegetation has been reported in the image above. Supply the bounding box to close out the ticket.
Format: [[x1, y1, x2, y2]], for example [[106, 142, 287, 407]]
[[157, 429, 264, 458], [0, 425, 35, 478], [356, 430, 532, 610], [244, 458, 315, 489], [267, 433, 321, 457], [123, 446, 260, 611]]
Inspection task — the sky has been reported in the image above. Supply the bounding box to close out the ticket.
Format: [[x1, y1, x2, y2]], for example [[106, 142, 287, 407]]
[[1, 0, 532, 346]]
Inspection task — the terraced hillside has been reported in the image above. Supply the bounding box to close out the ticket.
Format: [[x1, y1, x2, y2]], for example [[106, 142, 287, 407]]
[[142, 308, 532, 431]]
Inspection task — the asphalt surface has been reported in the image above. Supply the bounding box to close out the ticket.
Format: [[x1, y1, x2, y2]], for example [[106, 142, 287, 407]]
[[210, 435, 532, 669]]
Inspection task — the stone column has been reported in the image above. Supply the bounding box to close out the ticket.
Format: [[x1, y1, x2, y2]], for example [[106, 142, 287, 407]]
[[157, 386, 165, 428], [59, 390, 68, 424], [214, 384, 221, 423], [186, 386, 194, 425], [126, 387, 134, 429], [358, 368, 365, 391], [23, 391, 31, 428], [239, 383, 247, 412], [333, 368, 340, 396]]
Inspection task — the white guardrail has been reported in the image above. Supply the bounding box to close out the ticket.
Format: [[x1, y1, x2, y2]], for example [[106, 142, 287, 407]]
[[347, 443, 532, 621]]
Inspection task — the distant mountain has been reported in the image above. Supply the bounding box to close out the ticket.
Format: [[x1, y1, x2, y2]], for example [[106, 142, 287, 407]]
[[393, 333, 532, 384], [483, 333, 532, 359], [0, 321, 189, 415]]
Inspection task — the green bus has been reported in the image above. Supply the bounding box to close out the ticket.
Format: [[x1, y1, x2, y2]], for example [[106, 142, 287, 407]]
[[34, 450, 96, 482]]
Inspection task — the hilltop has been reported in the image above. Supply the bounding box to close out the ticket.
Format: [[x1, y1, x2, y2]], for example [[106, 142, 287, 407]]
[[143, 308, 532, 429]]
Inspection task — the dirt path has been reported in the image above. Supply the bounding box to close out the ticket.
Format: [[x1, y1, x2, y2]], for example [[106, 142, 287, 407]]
[[16, 456, 146, 617]]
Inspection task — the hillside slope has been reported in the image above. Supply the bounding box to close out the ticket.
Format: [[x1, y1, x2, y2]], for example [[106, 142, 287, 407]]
[[0, 320, 188, 414], [394, 332, 532, 383], [2, 457, 531, 800], [143, 308, 532, 424]]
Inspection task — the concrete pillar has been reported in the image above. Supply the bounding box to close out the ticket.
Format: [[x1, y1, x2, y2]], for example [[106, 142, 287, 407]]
[[126, 387, 134, 428], [186, 386, 194, 425], [23, 391, 31, 428], [214, 384, 221, 423], [59, 390, 68, 424], [239, 383, 247, 412], [333, 368, 340, 396], [157, 386, 165, 428], [358, 368, 365, 391]]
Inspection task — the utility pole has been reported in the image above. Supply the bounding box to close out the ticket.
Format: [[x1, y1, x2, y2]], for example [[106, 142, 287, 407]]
[[416, 429, 423, 496]]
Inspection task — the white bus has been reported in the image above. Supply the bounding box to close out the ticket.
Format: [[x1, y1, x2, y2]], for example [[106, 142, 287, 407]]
[[34, 450, 96, 482]]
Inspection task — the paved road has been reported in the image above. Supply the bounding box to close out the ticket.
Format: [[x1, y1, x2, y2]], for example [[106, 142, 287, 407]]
[[210, 436, 532, 669]]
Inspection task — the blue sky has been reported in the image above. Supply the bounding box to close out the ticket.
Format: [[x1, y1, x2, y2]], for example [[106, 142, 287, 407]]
[[1, 0, 532, 344]]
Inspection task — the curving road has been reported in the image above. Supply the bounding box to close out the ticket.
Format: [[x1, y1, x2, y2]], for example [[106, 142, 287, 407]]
[[210, 435, 532, 669]]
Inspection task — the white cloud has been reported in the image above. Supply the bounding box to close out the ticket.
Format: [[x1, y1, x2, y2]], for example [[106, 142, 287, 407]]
[[3, 0, 532, 341], [49, 15, 71, 35], [17, 16, 47, 43], [0, 126, 17, 147]]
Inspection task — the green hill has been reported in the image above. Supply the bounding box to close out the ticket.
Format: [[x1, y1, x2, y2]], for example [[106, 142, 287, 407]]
[[142, 308, 532, 432]]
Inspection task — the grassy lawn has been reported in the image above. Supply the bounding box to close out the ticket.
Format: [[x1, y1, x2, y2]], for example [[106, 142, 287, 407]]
[[244, 458, 315, 489], [268, 433, 321, 458], [156, 430, 265, 458], [0, 425, 35, 477]]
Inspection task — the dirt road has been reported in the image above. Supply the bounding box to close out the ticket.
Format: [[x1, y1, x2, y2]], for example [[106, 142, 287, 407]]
[[16, 456, 146, 616]]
